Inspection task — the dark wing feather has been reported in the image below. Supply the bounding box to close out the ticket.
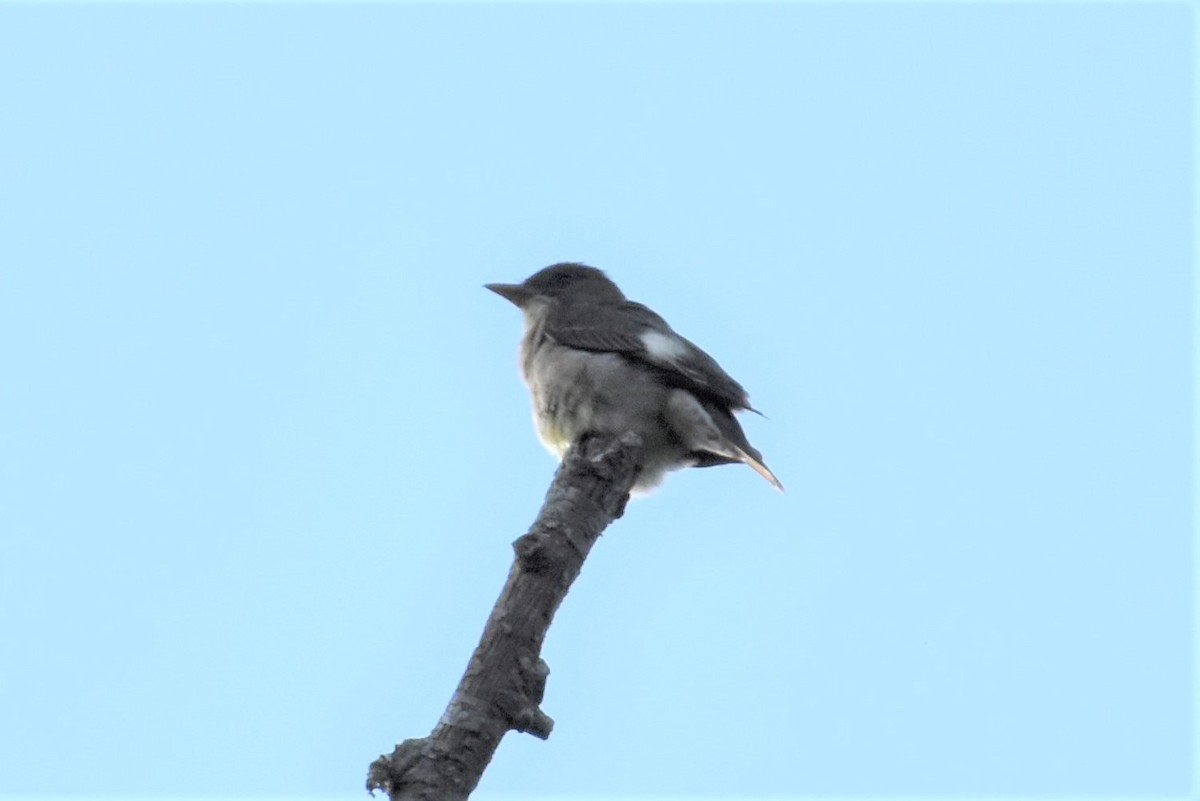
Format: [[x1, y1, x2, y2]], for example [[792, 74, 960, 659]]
[[544, 298, 754, 411]]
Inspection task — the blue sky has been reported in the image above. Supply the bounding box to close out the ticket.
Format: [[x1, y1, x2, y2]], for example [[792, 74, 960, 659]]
[[0, 3, 1193, 799]]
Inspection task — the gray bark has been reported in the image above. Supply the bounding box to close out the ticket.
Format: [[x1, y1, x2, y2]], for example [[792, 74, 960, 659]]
[[367, 432, 642, 800]]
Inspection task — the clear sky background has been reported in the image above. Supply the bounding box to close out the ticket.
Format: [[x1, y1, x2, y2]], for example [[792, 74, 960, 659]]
[[0, 3, 1193, 800]]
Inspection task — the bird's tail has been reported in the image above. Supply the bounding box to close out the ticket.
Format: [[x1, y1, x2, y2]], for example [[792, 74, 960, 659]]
[[732, 446, 785, 492], [668, 391, 784, 492]]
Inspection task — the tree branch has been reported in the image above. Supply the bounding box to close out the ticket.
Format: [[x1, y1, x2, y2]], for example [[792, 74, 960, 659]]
[[367, 432, 642, 800]]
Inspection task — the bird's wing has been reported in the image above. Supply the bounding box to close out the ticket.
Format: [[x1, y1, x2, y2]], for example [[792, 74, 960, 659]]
[[545, 300, 754, 411]]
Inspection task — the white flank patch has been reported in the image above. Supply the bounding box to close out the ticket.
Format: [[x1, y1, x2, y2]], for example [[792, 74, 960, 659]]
[[640, 329, 687, 362]]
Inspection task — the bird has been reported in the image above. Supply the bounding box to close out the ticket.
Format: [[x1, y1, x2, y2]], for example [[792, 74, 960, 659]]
[[486, 262, 782, 494]]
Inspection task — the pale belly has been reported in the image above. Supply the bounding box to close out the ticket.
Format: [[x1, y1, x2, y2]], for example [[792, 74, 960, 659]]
[[524, 345, 644, 458]]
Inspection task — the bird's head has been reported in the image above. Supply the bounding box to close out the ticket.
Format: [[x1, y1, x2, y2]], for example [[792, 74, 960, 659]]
[[486, 262, 625, 309]]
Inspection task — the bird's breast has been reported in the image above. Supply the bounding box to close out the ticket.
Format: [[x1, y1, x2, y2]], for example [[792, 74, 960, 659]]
[[521, 336, 597, 457]]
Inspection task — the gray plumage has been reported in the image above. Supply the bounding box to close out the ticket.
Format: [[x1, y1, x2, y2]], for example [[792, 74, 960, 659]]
[[486, 263, 782, 493]]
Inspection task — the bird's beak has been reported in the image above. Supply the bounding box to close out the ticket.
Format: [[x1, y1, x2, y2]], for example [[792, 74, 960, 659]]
[[485, 282, 534, 308]]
